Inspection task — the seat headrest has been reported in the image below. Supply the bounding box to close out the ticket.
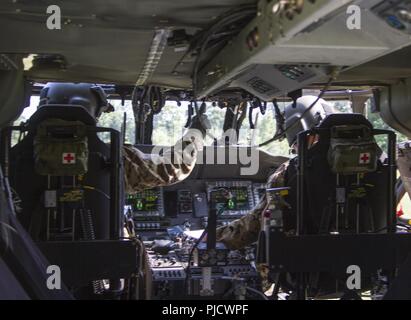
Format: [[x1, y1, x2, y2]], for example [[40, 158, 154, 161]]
[[318, 113, 373, 129], [28, 105, 97, 128]]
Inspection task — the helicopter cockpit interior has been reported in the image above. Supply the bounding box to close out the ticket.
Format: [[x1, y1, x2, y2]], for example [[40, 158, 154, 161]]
[[2, 0, 411, 302]]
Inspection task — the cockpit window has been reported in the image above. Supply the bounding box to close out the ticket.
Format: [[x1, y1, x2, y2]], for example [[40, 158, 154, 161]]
[[14, 96, 39, 124], [152, 103, 189, 146], [12, 96, 38, 146], [238, 102, 289, 156], [14, 96, 407, 158], [366, 99, 408, 153], [332, 100, 353, 113], [98, 100, 135, 145]]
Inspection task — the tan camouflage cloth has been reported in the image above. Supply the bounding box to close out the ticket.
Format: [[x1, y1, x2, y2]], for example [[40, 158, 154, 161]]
[[123, 129, 204, 194], [216, 161, 290, 250], [216, 160, 290, 292], [398, 142, 411, 199]]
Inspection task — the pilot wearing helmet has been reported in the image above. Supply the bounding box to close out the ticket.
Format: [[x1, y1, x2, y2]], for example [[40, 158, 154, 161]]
[[38, 82, 209, 194], [215, 96, 337, 290], [216, 95, 337, 249]]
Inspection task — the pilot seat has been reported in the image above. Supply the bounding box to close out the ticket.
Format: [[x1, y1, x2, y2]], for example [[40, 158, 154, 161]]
[[1, 103, 138, 299], [260, 113, 410, 300]]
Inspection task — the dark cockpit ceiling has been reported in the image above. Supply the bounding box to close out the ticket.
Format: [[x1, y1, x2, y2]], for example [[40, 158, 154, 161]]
[[2, 0, 411, 92], [0, 0, 256, 88], [336, 44, 411, 86]]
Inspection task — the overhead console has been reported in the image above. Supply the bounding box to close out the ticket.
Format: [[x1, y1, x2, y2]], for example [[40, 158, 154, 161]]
[[372, 0, 411, 34], [197, 0, 411, 100]]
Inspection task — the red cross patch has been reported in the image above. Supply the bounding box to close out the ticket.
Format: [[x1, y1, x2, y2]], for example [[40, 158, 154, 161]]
[[62, 153, 76, 164], [359, 152, 371, 165]]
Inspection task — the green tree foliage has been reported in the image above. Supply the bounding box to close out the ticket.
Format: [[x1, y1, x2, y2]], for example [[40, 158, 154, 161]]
[[13, 97, 409, 157], [322, 99, 408, 152], [366, 102, 408, 152], [152, 103, 188, 145], [241, 102, 290, 156], [330, 99, 409, 152], [150, 102, 291, 156], [97, 100, 135, 144]]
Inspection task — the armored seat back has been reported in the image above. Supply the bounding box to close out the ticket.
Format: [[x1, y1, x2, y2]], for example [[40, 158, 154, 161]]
[[283, 114, 392, 236], [274, 113, 396, 297], [3, 105, 122, 241]]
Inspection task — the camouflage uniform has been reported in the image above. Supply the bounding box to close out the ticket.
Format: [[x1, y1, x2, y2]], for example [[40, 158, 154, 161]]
[[122, 130, 204, 299], [123, 130, 203, 193], [216, 161, 290, 292], [216, 161, 290, 250], [398, 142, 411, 198]]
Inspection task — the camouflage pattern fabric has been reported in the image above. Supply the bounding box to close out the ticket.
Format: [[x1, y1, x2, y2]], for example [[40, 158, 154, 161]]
[[216, 161, 290, 250], [123, 129, 204, 194], [398, 142, 411, 199], [33, 118, 89, 176], [216, 160, 290, 292]]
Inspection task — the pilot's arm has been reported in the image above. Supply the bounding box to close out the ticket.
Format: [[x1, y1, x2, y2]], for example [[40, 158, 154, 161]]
[[216, 161, 289, 250], [123, 115, 208, 193], [216, 197, 267, 250]]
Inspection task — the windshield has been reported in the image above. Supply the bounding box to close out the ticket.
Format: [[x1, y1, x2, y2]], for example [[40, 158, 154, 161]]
[[14, 96, 407, 158]]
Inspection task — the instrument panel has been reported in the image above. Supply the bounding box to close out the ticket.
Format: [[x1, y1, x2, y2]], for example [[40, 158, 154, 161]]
[[126, 189, 165, 217], [206, 181, 254, 217], [125, 180, 266, 299], [125, 180, 267, 233]]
